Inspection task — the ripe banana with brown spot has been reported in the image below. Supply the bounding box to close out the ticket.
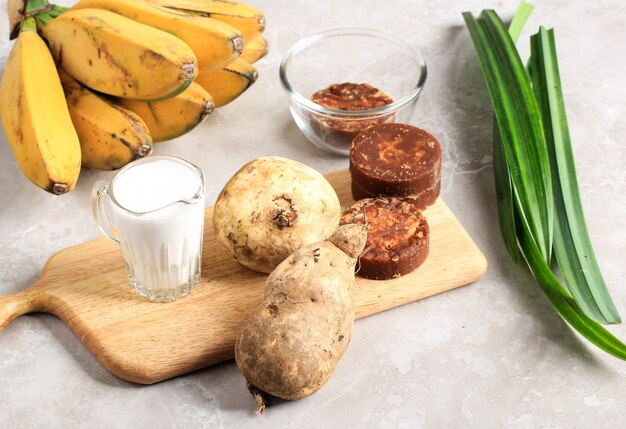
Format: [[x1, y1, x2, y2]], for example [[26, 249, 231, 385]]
[[195, 58, 257, 108], [117, 82, 214, 142], [58, 69, 153, 171], [37, 8, 198, 100], [0, 17, 81, 194], [71, 0, 243, 73], [152, 0, 265, 43], [241, 36, 268, 64]]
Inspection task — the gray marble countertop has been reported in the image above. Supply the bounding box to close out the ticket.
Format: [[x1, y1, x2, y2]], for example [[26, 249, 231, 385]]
[[1, 0, 625, 427]]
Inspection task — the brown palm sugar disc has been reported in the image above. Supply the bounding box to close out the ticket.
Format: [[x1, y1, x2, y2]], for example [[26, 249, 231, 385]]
[[349, 123, 442, 200], [340, 197, 430, 280], [351, 178, 441, 211], [311, 83, 394, 112], [309, 83, 395, 149]]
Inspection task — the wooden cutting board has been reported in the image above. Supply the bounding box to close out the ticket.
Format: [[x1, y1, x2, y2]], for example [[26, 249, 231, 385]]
[[0, 169, 487, 384]]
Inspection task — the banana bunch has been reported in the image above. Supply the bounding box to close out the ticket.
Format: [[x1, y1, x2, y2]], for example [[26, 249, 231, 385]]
[[0, 0, 267, 195]]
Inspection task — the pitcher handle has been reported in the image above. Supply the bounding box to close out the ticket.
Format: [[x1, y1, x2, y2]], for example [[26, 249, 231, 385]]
[[91, 180, 120, 244]]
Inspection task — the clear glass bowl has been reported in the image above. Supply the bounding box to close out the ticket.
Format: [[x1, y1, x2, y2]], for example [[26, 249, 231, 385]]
[[280, 28, 427, 156]]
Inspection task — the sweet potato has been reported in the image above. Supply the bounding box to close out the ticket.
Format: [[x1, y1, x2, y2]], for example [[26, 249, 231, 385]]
[[213, 157, 341, 273], [235, 224, 367, 413]]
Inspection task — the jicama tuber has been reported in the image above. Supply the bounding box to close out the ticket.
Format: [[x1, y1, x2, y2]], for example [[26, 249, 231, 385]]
[[234, 224, 367, 413], [213, 157, 341, 273]]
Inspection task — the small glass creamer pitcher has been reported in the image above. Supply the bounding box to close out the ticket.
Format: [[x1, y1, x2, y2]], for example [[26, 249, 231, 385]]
[[91, 156, 205, 302]]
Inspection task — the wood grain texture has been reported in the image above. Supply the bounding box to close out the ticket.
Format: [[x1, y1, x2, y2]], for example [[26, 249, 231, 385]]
[[0, 169, 487, 384]]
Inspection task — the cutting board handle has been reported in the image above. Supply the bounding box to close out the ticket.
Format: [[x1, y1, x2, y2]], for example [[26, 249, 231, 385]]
[[0, 283, 43, 332]]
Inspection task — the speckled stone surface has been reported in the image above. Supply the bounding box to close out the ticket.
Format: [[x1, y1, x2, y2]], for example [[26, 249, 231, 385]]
[[1, 0, 625, 427]]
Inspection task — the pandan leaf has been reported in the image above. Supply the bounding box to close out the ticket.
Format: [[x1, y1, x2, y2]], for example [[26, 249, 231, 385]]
[[492, 0, 535, 265], [463, 6, 626, 358], [529, 27, 621, 324], [463, 10, 553, 264]]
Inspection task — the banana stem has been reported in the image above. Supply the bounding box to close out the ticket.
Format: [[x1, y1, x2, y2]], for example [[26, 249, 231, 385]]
[[25, 0, 51, 15], [20, 16, 37, 32], [48, 5, 68, 18], [34, 12, 53, 28]]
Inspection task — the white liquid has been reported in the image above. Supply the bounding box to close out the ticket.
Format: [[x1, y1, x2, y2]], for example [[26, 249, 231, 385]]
[[110, 158, 205, 301], [113, 159, 201, 213]]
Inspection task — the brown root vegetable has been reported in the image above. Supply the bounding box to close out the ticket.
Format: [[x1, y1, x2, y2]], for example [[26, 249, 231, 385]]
[[235, 224, 367, 413], [213, 157, 341, 273]]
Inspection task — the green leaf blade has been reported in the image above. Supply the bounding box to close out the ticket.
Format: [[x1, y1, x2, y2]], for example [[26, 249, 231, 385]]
[[529, 27, 621, 324], [491, 0, 535, 265], [464, 5, 625, 358], [517, 203, 626, 359], [508, 0, 534, 43], [463, 10, 554, 264], [481, 10, 554, 263], [492, 124, 521, 264]]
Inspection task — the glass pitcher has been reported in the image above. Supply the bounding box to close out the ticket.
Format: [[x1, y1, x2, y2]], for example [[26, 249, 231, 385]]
[[91, 156, 205, 302]]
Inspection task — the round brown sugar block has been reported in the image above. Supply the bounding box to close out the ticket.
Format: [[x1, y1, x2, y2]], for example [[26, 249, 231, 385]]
[[311, 82, 394, 112], [349, 123, 442, 201], [309, 83, 395, 150], [350, 177, 375, 201], [340, 197, 430, 280], [351, 178, 441, 211]]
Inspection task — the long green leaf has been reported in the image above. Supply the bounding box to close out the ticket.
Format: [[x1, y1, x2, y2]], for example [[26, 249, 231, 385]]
[[463, 8, 626, 359], [463, 10, 553, 264], [529, 27, 621, 324], [492, 0, 535, 265], [493, 127, 520, 264], [516, 199, 626, 358], [508, 1, 534, 42], [481, 10, 554, 263]]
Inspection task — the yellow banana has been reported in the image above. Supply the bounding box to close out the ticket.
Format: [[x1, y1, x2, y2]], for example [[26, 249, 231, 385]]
[[58, 69, 153, 171], [117, 82, 214, 142], [152, 0, 265, 43], [240, 36, 268, 64], [71, 0, 243, 73], [195, 58, 257, 107], [37, 9, 197, 100], [0, 17, 81, 194]]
